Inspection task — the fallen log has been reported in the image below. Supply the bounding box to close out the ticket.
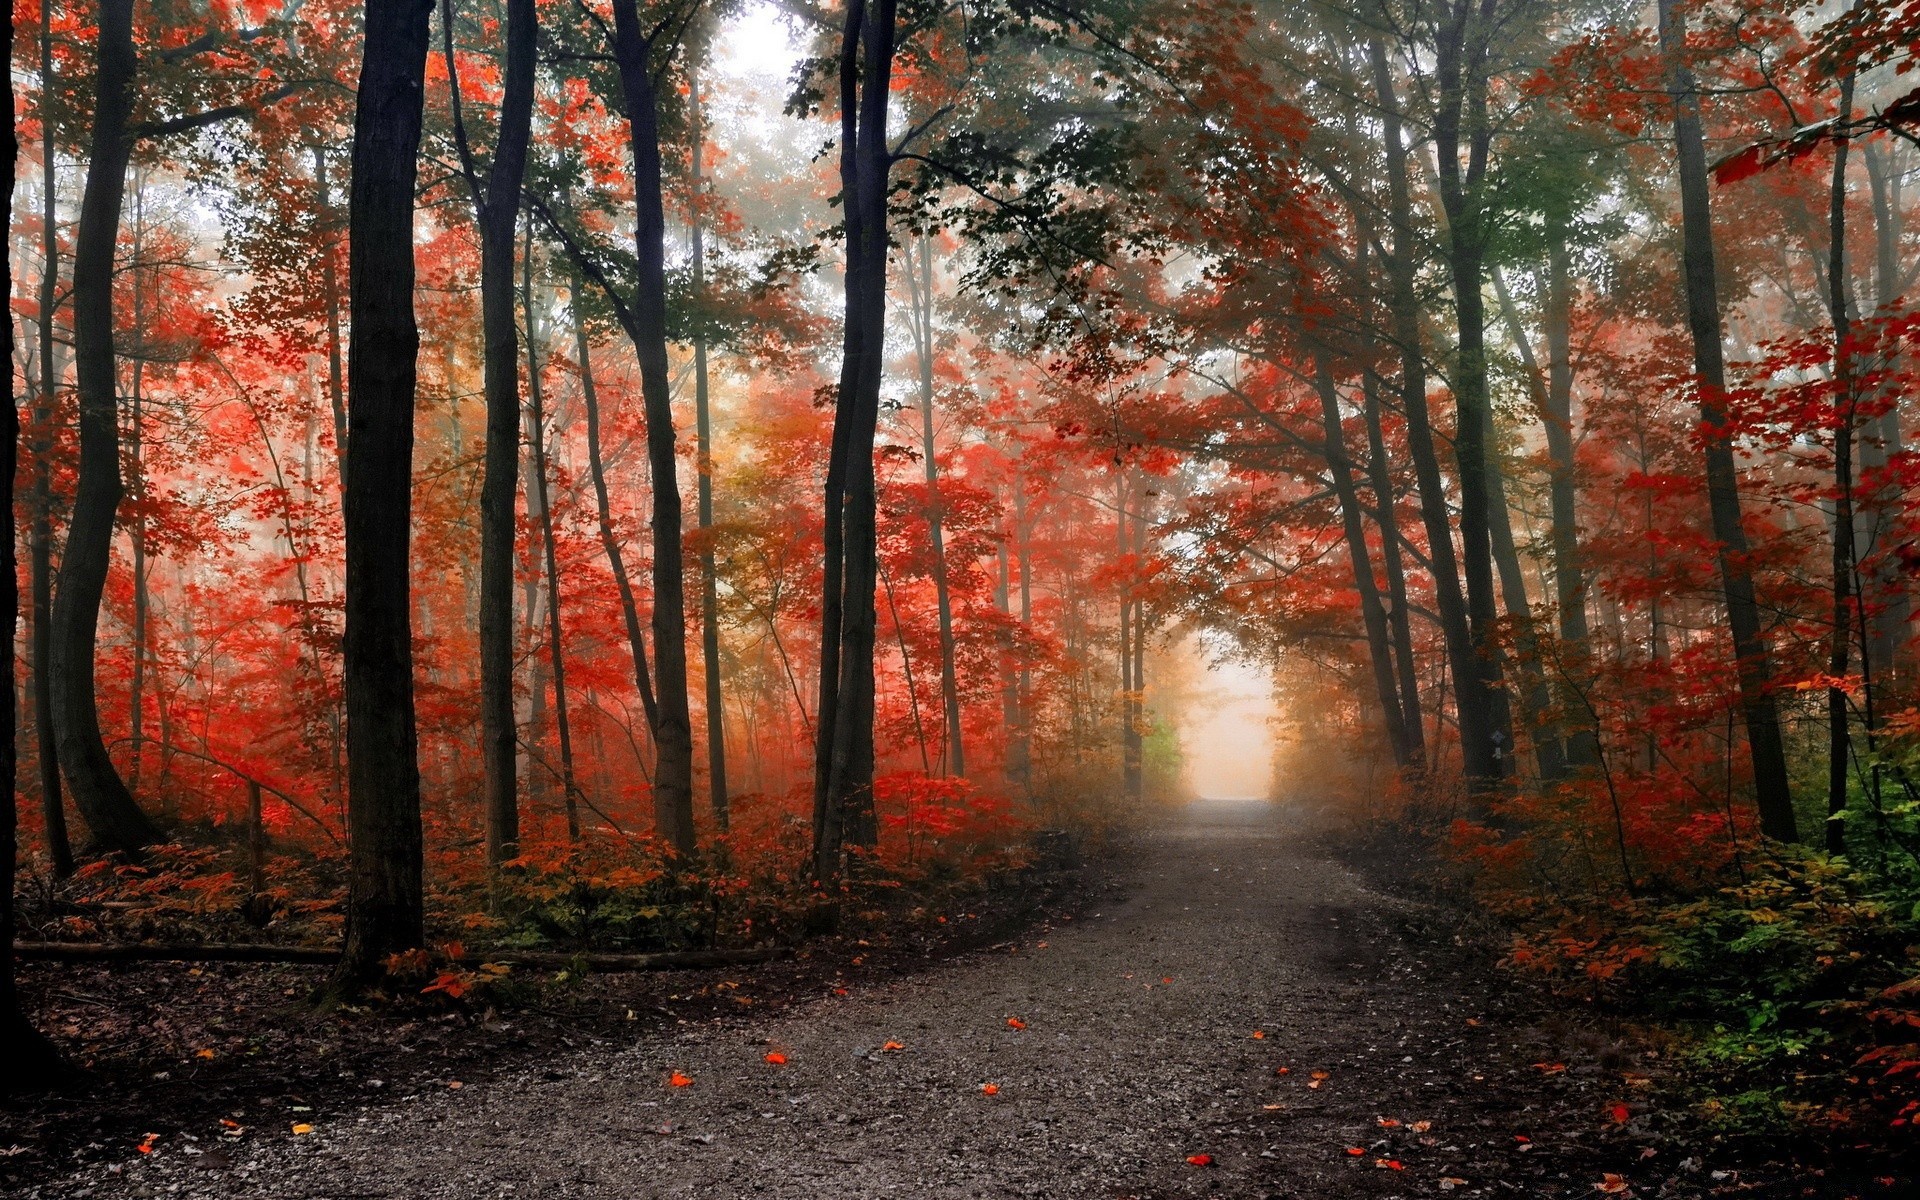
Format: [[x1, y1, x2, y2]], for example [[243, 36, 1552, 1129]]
[[11, 942, 786, 973]]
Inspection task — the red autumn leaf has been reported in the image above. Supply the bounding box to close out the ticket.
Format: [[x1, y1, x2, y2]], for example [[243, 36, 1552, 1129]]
[[1609, 1103, 1630, 1124], [668, 1071, 694, 1087], [980, 1083, 1000, 1095], [1186, 1153, 1214, 1167], [764, 1052, 787, 1066], [1345, 1146, 1365, 1156], [1006, 1016, 1027, 1030]]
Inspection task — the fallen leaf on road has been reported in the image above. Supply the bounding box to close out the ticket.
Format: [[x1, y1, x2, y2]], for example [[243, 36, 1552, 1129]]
[[1006, 1017, 1027, 1030], [1161, 976, 1173, 984], [1275, 1066, 1290, 1075], [981, 1084, 1000, 1096], [669, 1072, 694, 1087], [195, 1049, 214, 1059], [137, 1134, 159, 1154], [1533, 1062, 1567, 1074], [1345, 1147, 1365, 1157], [764, 1053, 787, 1066], [1609, 1103, 1630, 1124], [1375, 1159, 1404, 1170], [1251, 1030, 1266, 1039], [881, 1041, 905, 1052], [1440, 1178, 1469, 1191], [447, 1081, 463, 1090], [1186, 1154, 1214, 1167], [1594, 1174, 1630, 1195], [1377, 1117, 1401, 1128], [290, 1124, 313, 1135], [1262, 1104, 1284, 1111], [1410, 1120, 1432, 1133]]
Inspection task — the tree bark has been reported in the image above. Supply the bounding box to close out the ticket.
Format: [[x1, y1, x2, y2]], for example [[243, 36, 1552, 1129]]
[[525, 241, 580, 841], [1370, 38, 1499, 787], [330, 0, 435, 993], [1432, 0, 1518, 785], [690, 74, 728, 828], [1359, 366, 1424, 763], [1315, 356, 1413, 766], [442, 0, 537, 871], [2, 0, 72, 1086], [607, 0, 695, 854], [813, 0, 897, 879], [1826, 70, 1857, 855], [1658, 0, 1798, 842], [33, 10, 72, 877], [52, 0, 163, 853], [1861, 140, 1908, 683]]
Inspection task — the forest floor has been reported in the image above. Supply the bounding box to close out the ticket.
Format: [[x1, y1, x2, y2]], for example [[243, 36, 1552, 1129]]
[[4, 799, 1899, 1199]]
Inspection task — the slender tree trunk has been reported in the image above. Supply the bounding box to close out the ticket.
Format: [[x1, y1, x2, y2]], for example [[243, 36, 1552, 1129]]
[[1826, 70, 1858, 855], [52, 0, 162, 853], [570, 265, 661, 733], [1432, 1, 1518, 785], [1128, 495, 1147, 800], [1013, 482, 1033, 795], [1659, 0, 1798, 842], [33, 15, 72, 875], [1360, 365, 1424, 762], [3, 0, 71, 1085], [525, 245, 579, 841], [1371, 38, 1498, 787], [909, 237, 964, 777], [314, 146, 348, 485], [1315, 356, 1412, 765], [608, 0, 695, 854], [690, 74, 728, 828], [330, 0, 434, 993], [1861, 141, 1908, 681], [813, 0, 897, 879], [441, 0, 537, 870], [127, 186, 148, 796]]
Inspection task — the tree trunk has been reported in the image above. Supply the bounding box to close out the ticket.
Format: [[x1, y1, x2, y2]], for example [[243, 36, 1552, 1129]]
[[2, 0, 71, 1086], [1370, 38, 1500, 787], [1826, 70, 1857, 855], [1860, 141, 1908, 682], [690, 74, 728, 828], [1359, 365, 1424, 763], [1432, 2, 1517, 785], [314, 146, 349, 486], [33, 11, 72, 877], [442, 0, 537, 871], [1659, 0, 1798, 842], [1315, 356, 1413, 766], [525, 244, 579, 841], [608, 0, 695, 854], [330, 0, 435, 993], [1013, 482, 1034, 795], [52, 0, 162, 854], [813, 0, 897, 880], [126, 186, 149, 797], [909, 236, 964, 777], [570, 264, 661, 735]]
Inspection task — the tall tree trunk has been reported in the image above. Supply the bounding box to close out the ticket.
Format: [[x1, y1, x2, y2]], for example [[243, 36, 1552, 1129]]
[[126, 185, 148, 797], [3, 0, 70, 1085], [1128, 494, 1147, 800], [1315, 356, 1413, 766], [52, 0, 162, 853], [909, 236, 964, 777], [813, 0, 897, 879], [1861, 140, 1907, 687], [330, 0, 434, 993], [525, 245, 579, 841], [690, 73, 728, 828], [1370, 38, 1499, 787], [1659, 0, 1798, 842], [1013, 482, 1033, 795], [570, 264, 661, 735], [1360, 366, 1424, 762], [33, 12, 72, 876], [442, 0, 537, 870], [1432, 0, 1518, 785], [1826, 70, 1857, 855], [608, 0, 695, 854], [314, 145, 349, 485]]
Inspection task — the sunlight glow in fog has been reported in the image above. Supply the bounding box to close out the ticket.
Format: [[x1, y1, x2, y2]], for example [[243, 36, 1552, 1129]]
[[1181, 654, 1276, 801]]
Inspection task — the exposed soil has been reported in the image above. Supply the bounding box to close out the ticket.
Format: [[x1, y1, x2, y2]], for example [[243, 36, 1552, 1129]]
[[4, 801, 1901, 1198]]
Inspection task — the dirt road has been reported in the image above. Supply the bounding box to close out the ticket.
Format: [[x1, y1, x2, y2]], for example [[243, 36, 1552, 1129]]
[[26, 800, 1693, 1198]]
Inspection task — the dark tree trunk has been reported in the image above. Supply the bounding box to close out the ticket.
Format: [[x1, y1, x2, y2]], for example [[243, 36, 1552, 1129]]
[[1370, 38, 1499, 786], [1861, 141, 1909, 681], [52, 0, 162, 854], [525, 245, 579, 841], [442, 0, 537, 870], [813, 0, 897, 880], [1658, 0, 1798, 842], [1315, 356, 1413, 766], [330, 0, 435, 993], [33, 9, 72, 877], [1359, 366, 1424, 763], [691, 75, 728, 828], [909, 236, 964, 777], [3, 0, 72, 1088], [1432, 0, 1518, 785], [608, 0, 695, 854], [314, 146, 349, 486], [1826, 70, 1857, 855], [570, 265, 661, 736]]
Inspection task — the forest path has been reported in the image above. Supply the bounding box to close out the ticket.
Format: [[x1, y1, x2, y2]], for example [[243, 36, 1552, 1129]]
[[38, 800, 1665, 1199]]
